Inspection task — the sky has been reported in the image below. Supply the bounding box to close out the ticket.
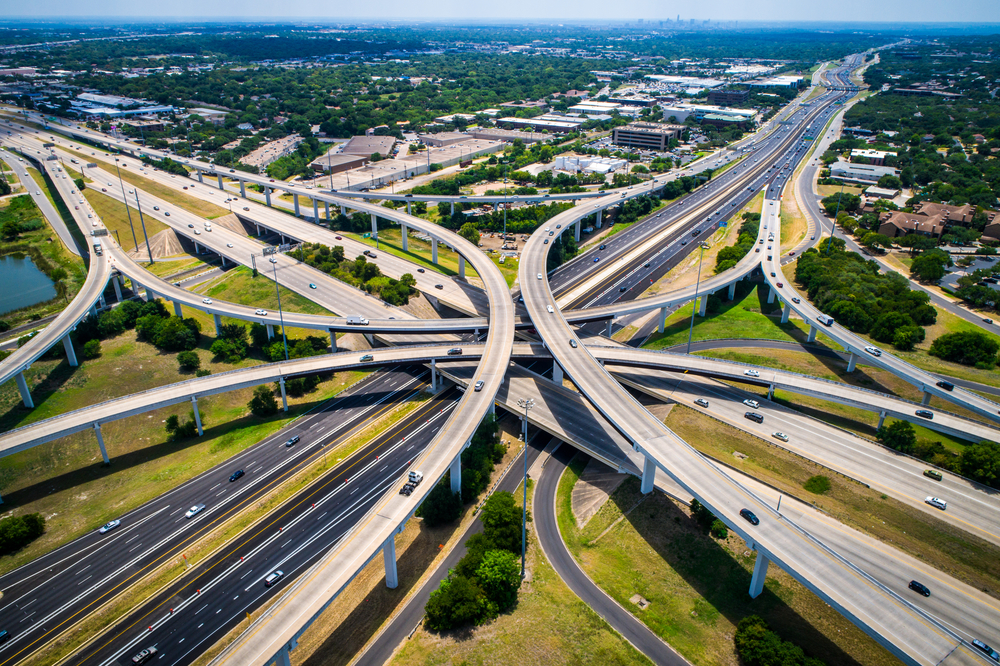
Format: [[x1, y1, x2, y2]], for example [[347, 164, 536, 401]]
[[4, 0, 1000, 23]]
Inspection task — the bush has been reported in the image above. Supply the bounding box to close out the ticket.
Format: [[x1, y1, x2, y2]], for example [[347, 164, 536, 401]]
[[689, 498, 716, 529], [196, 368, 211, 377], [960, 440, 1000, 489], [929, 331, 1000, 368], [82, 339, 101, 359], [415, 478, 463, 527], [475, 549, 521, 615], [248, 385, 279, 417], [424, 575, 485, 631], [735, 615, 825, 666], [877, 420, 917, 454], [0, 513, 45, 556], [177, 350, 200, 372], [480, 491, 529, 553], [803, 475, 831, 494], [710, 519, 728, 539]]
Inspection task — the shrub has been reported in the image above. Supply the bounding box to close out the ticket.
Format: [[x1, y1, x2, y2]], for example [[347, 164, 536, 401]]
[[710, 519, 729, 539], [480, 491, 529, 553], [475, 549, 521, 614], [196, 368, 211, 377], [803, 475, 831, 494], [177, 350, 201, 372], [734, 615, 825, 666], [877, 420, 917, 454], [415, 479, 463, 527], [82, 339, 101, 359], [929, 331, 1000, 368], [424, 575, 485, 631], [0, 513, 45, 556], [248, 385, 279, 417]]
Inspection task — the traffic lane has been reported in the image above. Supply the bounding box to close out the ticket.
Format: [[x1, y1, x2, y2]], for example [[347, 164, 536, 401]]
[[0, 367, 427, 666], [71, 389, 461, 666]]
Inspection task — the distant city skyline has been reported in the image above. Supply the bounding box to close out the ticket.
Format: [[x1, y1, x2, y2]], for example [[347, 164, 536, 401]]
[[3, 0, 999, 23]]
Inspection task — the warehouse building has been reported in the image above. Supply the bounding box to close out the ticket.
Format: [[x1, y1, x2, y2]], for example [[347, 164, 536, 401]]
[[342, 135, 396, 158], [309, 152, 369, 174]]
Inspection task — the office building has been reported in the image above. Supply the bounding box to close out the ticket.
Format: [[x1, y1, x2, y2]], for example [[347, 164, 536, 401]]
[[830, 161, 899, 184], [707, 89, 750, 106], [612, 122, 685, 151]]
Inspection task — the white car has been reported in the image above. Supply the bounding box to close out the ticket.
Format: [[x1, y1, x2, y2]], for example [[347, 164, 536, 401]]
[[99, 519, 121, 534], [864, 346, 882, 357], [743, 369, 760, 378], [202, 298, 212, 304], [546, 305, 554, 313], [537, 273, 543, 280], [184, 504, 206, 518], [226, 243, 234, 248], [925, 496, 947, 511], [743, 399, 760, 409], [255, 309, 268, 316], [772, 432, 789, 442]]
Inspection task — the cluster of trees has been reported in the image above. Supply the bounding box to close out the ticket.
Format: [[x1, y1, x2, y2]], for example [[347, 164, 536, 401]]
[[424, 491, 526, 631], [952, 268, 1000, 310], [734, 615, 825, 666], [165, 411, 201, 441], [0, 513, 45, 557], [416, 415, 507, 526], [929, 330, 1000, 369], [795, 245, 935, 350], [297, 242, 415, 306], [247, 372, 324, 418], [435, 201, 575, 236], [910, 249, 953, 282], [877, 421, 1000, 489], [1, 195, 45, 240], [689, 498, 729, 539], [265, 137, 325, 180], [715, 212, 760, 274], [135, 309, 202, 352], [74, 298, 193, 351]]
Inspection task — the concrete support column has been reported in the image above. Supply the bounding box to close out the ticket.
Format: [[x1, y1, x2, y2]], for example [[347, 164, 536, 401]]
[[749, 551, 770, 598], [275, 647, 291, 666], [450, 201, 454, 216], [552, 361, 563, 385], [406, 201, 411, 216], [174, 301, 183, 318], [364, 333, 374, 347], [221, 256, 227, 268], [62, 334, 78, 367], [606, 319, 613, 337], [401, 224, 408, 251], [197, 171, 203, 183], [767, 287, 776, 304], [324, 202, 330, 221], [112, 276, 123, 302], [877, 410, 887, 430], [90, 304, 99, 318], [313, 199, 318, 222], [191, 396, 203, 436], [807, 325, 818, 343], [15, 371, 33, 409], [217, 174, 224, 190], [266, 324, 275, 339], [194, 242, 201, 255], [213, 314, 222, 337], [922, 391, 931, 406], [846, 353, 858, 373], [698, 295, 708, 317], [450, 454, 462, 494], [340, 205, 346, 216], [98, 293, 106, 310], [431, 358, 438, 392], [94, 423, 110, 464], [640, 454, 656, 494], [330, 331, 338, 352], [574, 219, 581, 242], [431, 239, 438, 264], [279, 377, 288, 412], [768, 384, 774, 400], [293, 193, 300, 217], [781, 302, 791, 324], [657, 306, 668, 333], [370, 213, 377, 238], [132, 280, 144, 301], [487, 399, 495, 416], [265, 186, 272, 207], [596, 209, 603, 229], [383, 534, 398, 589], [728, 282, 736, 300], [255, 224, 260, 236], [458, 256, 466, 279], [240, 180, 246, 198]]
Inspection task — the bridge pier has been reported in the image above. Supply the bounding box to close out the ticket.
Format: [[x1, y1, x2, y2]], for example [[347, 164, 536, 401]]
[[197, 171, 203, 183], [275, 646, 292, 666], [191, 396, 203, 436], [768, 383, 774, 400], [112, 276, 123, 302], [552, 361, 563, 385], [340, 205, 346, 216], [293, 193, 300, 217], [364, 333, 374, 347], [279, 377, 288, 412], [324, 202, 330, 221], [265, 186, 272, 207], [640, 454, 656, 494], [313, 199, 318, 222], [877, 410, 887, 430], [406, 201, 411, 216], [401, 224, 408, 251], [213, 314, 222, 337], [94, 423, 110, 464], [383, 534, 398, 589], [807, 325, 817, 343], [194, 242, 202, 255], [431, 239, 438, 264], [15, 371, 34, 408], [767, 287, 776, 304], [458, 256, 466, 280], [450, 454, 462, 494], [266, 324, 275, 339], [450, 202, 454, 216], [657, 306, 668, 333], [922, 391, 931, 406], [596, 209, 603, 229], [329, 331, 338, 352], [698, 295, 708, 317], [255, 223, 260, 236], [174, 301, 183, 318], [574, 220, 581, 242], [606, 318, 614, 337], [239, 180, 246, 198], [63, 333, 78, 367], [846, 353, 858, 373], [728, 282, 736, 300], [781, 302, 790, 324], [430, 358, 438, 392], [217, 174, 224, 190], [487, 399, 495, 416], [749, 551, 770, 598], [221, 256, 227, 268]]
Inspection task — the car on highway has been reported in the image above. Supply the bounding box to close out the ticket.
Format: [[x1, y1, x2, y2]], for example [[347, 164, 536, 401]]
[[164, 212, 170, 216], [740, 508, 759, 525], [153, 206, 159, 210], [694, 398, 709, 408], [593, 256, 600, 262], [744, 411, 764, 423], [202, 298, 212, 305], [865, 346, 881, 357], [537, 273, 543, 280], [435, 284, 444, 289], [255, 309, 267, 316], [417, 268, 425, 273], [546, 305, 554, 313], [972, 639, 1000, 662], [984, 318, 994, 325], [908, 580, 931, 597], [599, 244, 606, 250], [769, 271, 776, 277], [194, 229, 201, 235], [743, 398, 760, 409], [99, 519, 121, 534], [285, 435, 300, 447], [744, 369, 760, 378], [569, 339, 578, 348], [474, 380, 484, 392], [360, 354, 374, 362], [924, 469, 943, 481], [269, 257, 277, 263], [264, 570, 284, 587], [772, 432, 789, 442], [132, 647, 158, 665], [229, 469, 245, 482], [925, 496, 947, 510], [185, 504, 206, 518], [936, 380, 954, 391], [776, 282, 783, 288], [915, 409, 934, 420], [543, 239, 549, 244], [447, 348, 463, 356]]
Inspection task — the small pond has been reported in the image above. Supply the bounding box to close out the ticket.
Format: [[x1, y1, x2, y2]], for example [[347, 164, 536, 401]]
[[0, 254, 57, 315]]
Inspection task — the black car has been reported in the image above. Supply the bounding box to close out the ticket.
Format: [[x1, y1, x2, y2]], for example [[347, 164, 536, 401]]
[[229, 469, 244, 482], [740, 508, 759, 525], [599, 244, 606, 250], [908, 580, 931, 597], [915, 409, 934, 420], [285, 435, 300, 447], [935, 380, 954, 391]]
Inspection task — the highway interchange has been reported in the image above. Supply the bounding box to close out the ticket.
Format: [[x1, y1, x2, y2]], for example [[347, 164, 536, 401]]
[[0, 50, 999, 666]]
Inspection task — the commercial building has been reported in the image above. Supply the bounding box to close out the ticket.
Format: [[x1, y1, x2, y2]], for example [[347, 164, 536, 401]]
[[309, 152, 368, 174], [568, 101, 621, 115], [707, 89, 750, 106], [750, 75, 803, 89], [612, 122, 685, 151], [830, 161, 899, 185], [342, 135, 396, 158], [864, 186, 900, 199], [470, 128, 549, 144], [418, 132, 469, 147], [660, 104, 757, 124], [850, 149, 897, 166], [496, 117, 580, 133], [611, 95, 658, 107], [553, 155, 627, 174]]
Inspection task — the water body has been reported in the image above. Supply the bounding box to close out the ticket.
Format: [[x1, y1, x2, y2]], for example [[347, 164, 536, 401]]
[[0, 254, 57, 315]]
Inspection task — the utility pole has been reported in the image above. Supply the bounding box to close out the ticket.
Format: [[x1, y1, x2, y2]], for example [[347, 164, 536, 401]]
[[686, 242, 711, 354], [133, 189, 154, 264], [113, 154, 139, 251], [516, 397, 535, 578]]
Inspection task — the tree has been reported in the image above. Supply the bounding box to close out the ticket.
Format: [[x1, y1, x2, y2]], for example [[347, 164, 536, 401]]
[[177, 350, 201, 372], [960, 440, 1000, 488], [911, 250, 949, 282], [479, 491, 528, 554], [2, 220, 20, 240], [877, 420, 917, 454], [416, 477, 463, 527], [458, 222, 480, 245], [424, 575, 485, 632], [929, 331, 1000, 368], [82, 339, 101, 359], [0, 513, 45, 556], [74, 178, 85, 191], [248, 385, 279, 417], [476, 549, 521, 614]]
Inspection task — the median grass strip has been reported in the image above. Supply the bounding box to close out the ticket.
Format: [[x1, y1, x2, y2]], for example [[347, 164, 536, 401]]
[[25, 377, 425, 666], [96, 165, 228, 220], [194, 265, 333, 316], [85, 188, 169, 243], [556, 451, 895, 666]]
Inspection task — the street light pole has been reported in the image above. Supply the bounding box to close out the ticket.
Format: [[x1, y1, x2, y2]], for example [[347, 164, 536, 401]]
[[271, 256, 290, 361], [686, 241, 711, 354], [133, 189, 154, 265], [827, 181, 845, 255], [113, 155, 139, 251], [516, 397, 535, 578]]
